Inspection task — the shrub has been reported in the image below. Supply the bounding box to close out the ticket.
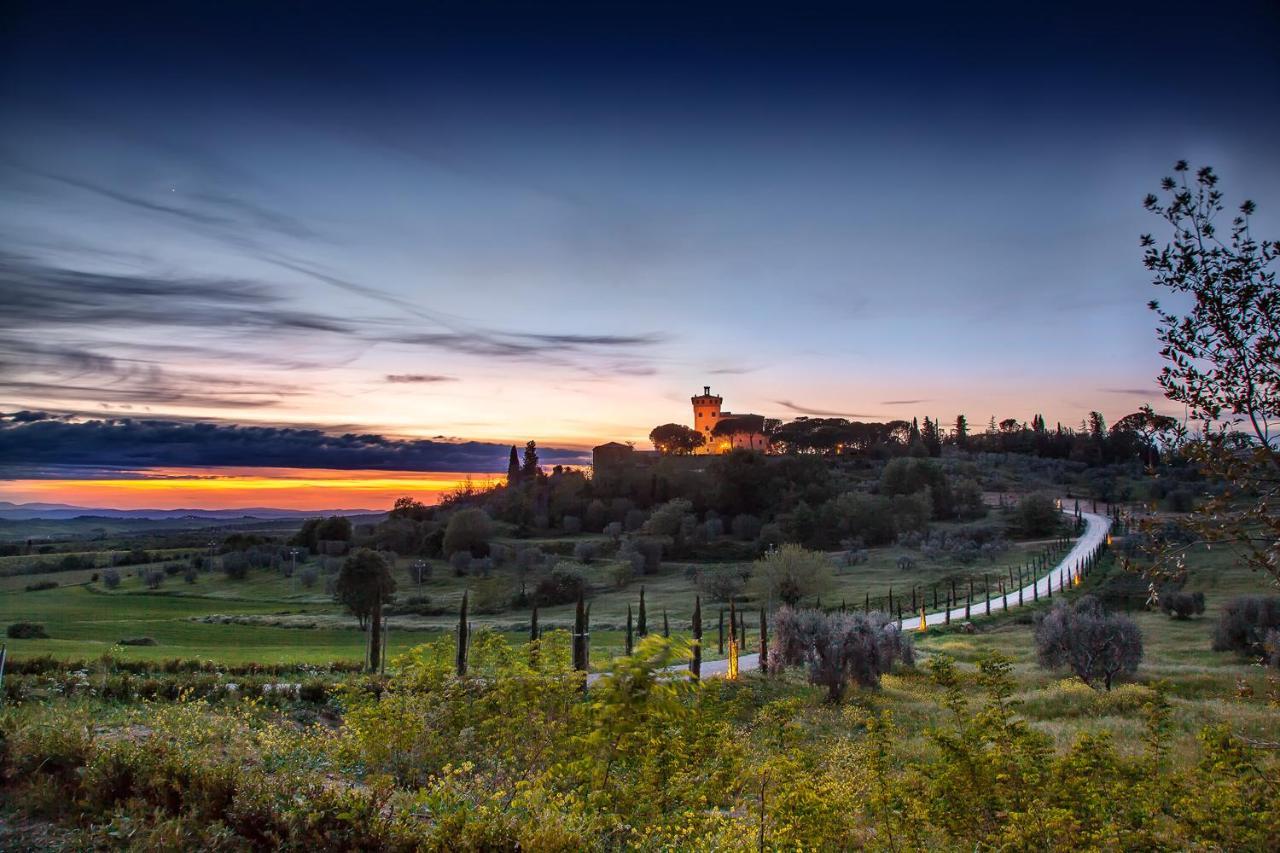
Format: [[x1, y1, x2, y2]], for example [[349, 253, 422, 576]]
[[603, 521, 623, 540], [768, 607, 914, 701], [1015, 493, 1060, 537], [561, 515, 583, 535], [731, 513, 762, 541], [608, 559, 637, 589], [620, 537, 662, 575], [299, 567, 318, 588], [1160, 590, 1205, 620], [695, 565, 746, 602], [25, 580, 58, 592], [1212, 596, 1280, 658], [183, 565, 199, 583], [532, 568, 587, 606], [221, 551, 249, 580], [1034, 596, 1143, 690], [747, 544, 834, 607], [7, 622, 49, 639], [443, 508, 493, 557], [573, 541, 599, 564], [584, 499, 608, 532], [143, 569, 165, 589], [450, 551, 472, 577], [163, 562, 183, 576], [118, 637, 157, 646], [102, 568, 121, 590]]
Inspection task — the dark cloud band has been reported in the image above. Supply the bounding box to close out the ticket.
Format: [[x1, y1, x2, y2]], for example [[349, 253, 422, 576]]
[[0, 413, 587, 474]]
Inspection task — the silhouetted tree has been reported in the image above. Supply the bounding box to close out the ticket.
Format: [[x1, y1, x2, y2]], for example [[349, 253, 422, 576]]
[[507, 445, 521, 485], [648, 423, 706, 455], [522, 440, 541, 479], [335, 549, 396, 670], [1142, 164, 1279, 583]]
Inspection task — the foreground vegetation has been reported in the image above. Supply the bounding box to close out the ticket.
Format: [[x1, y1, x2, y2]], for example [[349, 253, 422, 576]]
[[1, 542, 1277, 850]]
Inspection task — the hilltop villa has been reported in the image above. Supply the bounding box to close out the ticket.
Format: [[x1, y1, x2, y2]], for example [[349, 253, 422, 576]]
[[691, 386, 771, 453]]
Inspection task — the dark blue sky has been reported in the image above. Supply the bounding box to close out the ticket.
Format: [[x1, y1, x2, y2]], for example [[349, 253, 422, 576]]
[[2, 0, 1278, 452]]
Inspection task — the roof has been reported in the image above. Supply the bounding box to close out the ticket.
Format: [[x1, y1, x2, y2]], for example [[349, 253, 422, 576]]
[[593, 441, 633, 452]]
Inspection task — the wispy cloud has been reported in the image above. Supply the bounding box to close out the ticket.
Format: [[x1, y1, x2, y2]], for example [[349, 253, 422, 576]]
[[773, 400, 883, 418], [0, 251, 664, 410], [1098, 387, 1157, 396], [385, 374, 455, 383], [880, 399, 929, 405]]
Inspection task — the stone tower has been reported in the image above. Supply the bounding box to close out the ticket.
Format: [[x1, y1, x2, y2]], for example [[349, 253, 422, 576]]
[[691, 385, 723, 449]]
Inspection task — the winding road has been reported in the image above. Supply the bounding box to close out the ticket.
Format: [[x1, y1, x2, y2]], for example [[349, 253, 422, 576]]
[[695, 508, 1112, 679]]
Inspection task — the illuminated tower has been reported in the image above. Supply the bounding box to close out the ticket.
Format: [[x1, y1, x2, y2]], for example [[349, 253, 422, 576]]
[[691, 385, 722, 451]]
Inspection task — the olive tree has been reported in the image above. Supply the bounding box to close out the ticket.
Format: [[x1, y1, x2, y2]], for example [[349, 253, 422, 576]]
[[335, 549, 396, 671], [1034, 596, 1142, 690], [442, 508, 492, 558], [747, 544, 834, 607], [768, 607, 914, 702]]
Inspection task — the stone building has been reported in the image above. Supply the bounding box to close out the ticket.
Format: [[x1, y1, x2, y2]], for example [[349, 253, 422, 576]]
[[691, 386, 770, 453]]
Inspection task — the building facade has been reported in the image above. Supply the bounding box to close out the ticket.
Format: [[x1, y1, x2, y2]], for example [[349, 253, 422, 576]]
[[692, 386, 770, 453]]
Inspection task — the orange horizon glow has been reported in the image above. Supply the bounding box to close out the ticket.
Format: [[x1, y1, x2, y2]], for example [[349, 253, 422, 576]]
[[0, 467, 506, 512]]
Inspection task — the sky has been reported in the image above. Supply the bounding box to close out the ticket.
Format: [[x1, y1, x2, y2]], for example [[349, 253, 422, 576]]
[[1, 1, 1278, 509]]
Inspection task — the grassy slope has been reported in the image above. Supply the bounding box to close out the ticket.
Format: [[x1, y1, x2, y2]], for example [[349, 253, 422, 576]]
[[0, 531, 1065, 665]]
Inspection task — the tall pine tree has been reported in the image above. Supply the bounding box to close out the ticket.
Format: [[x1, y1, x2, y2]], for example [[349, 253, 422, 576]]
[[522, 440, 540, 479]]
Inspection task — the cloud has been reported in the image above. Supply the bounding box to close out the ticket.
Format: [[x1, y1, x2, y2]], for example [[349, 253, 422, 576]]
[[1098, 387, 1158, 396], [773, 400, 883, 418], [0, 415, 589, 474], [0, 251, 664, 409], [385, 374, 455, 383], [880, 399, 929, 405]]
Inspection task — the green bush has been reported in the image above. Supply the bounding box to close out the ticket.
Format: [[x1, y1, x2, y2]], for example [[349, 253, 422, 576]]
[[24, 580, 58, 592], [7, 622, 49, 639]]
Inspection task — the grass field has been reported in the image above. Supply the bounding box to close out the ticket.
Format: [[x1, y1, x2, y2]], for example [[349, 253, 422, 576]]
[[0, 529, 1072, 665]]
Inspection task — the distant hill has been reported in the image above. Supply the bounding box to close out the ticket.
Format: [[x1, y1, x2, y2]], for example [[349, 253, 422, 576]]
[[0, 501, 381, 521]]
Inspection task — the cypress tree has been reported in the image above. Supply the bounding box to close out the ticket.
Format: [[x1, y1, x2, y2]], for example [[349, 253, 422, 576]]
[[625, 604, 634, 656], [864, 592, 870, 612], [529, 602, 540, 667], [691, 596, 703, 680], [1000, 580, 1007, 611], [456, 591, 469, 677], [662, 609, 670, 638], [911, 586, 917, 611], [572, 592, 586, 673], [944, 591, 952, 624], [729, 598, 737, 644], [507, 445, 521, 485], [718, 608, 725, 654], [984, 575, 991, 616], [888, 586, 893, 615], [638, 586, 648, 636], [759, 607, 768, 670]]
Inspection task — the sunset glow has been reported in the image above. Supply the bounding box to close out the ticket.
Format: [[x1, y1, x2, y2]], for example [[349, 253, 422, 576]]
[[0, 468, 500, 511]]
